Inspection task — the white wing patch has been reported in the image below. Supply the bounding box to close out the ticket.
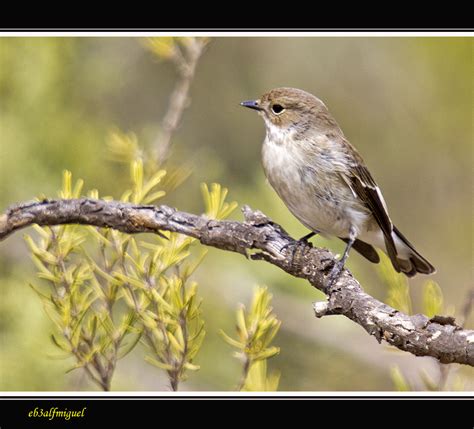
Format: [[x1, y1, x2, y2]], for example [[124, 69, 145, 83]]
[[342, 171, 393, 227], [340, 173, 358, 198], [375, 185, 389, 215]]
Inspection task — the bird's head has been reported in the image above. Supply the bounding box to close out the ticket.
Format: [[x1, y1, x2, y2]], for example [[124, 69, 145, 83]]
[[240, 87, 336, 135]]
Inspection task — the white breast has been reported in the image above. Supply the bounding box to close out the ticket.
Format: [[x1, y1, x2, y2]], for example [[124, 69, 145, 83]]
[[261, 127, 306, 194], [261, 123, 369, 237]]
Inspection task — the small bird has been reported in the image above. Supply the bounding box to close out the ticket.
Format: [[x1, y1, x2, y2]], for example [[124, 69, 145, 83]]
[[241, 87, 435, 284]]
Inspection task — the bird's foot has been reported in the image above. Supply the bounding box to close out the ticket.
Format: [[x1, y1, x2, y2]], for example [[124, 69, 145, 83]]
[[298, 231, 318, 243], [325, 260, 345, 291], [324, 228, 355, 292], [281, 232, 318, 262]]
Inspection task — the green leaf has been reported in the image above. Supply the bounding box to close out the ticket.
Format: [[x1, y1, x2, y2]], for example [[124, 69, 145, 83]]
[[131, 160, 144, 203], [50, 333, 70, 352], [379, 253, 412, 314], [93, 264, 122, 286], [87, 227, 112, 246], [118, 333, 143, 359], [145, 355, 174, 371], [236, 306, 248, 339], [150, 289, 173, 312], [88, 189, 99, 199], [121, 189, 133, 203], [390, 366, 411, 391], [37, 271, 59, 283], [141, 169, 166, 196], [32, 224, 51, 239], [181, 249, 208, 280], [72, 178, 84, 198], [167, 330, 184, 353], [262, 321, 281, 347], [253, 346, 280, 361], [183, 362, 200, 371], [65, 363, 85, 374], [423, 280, 444, 318], [89, 316, 98, 341], [221, 285, 281, 389], [419, 369, 439, 391], [242, 360, 279, 392], [143, 38, 177, 60], [31, 255, 56, 279], [106, 129, 140, 163], [219, 329, 245, 349], [121, 288, 137, 309], [142, 191, 166, 205], [28, 282, 50, 300], [60, 170, 73, 198], [201, 182, 238, 220], [265, 371, 281, 392], [174, 325, 185, 347], [188, 322, 205, 343]]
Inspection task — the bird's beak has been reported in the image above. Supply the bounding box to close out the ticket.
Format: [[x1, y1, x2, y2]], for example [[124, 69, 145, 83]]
[[240, 100, 262, 111]]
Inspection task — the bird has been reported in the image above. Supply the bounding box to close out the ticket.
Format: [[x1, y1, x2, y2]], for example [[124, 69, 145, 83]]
[[240, 87, 435, 285]]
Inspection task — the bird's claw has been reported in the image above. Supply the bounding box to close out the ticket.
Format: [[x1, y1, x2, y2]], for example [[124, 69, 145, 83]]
[[325, 260, 345, 290], [281, 231, 317, 256], [281, 236, 314, 267], [280, 236, 315, 269], [281, 237, 312, 255]]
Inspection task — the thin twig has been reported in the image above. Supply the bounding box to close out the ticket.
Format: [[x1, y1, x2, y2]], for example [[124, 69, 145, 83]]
[[154, 38, 207, 163], [460, 289, 474, 328], [237, 356, 251, 391]]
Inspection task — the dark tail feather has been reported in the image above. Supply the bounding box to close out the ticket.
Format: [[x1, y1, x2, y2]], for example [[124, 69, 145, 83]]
[[392, 226, 436, 277], [340, 237, 380, 263], [384, 233, 402, 273]]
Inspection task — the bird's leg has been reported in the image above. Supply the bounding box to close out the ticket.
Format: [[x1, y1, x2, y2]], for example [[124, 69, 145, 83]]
[[281, 230, 320, 267], [281, 230, 319, 254], [326, 227, 356, 289], [298, 231, 318, 243]]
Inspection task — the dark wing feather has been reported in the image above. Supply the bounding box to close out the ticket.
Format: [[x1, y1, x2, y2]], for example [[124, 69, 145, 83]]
[[349, 166, 391, 236], [340, 237, 380, 263], [347, 165, 401, 272]]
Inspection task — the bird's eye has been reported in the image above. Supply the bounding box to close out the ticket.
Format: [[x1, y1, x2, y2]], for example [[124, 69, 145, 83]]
[[271, 104, 285, 115]]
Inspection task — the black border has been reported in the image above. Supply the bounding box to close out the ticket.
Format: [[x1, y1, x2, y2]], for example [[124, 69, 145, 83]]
[[1, 396, 472, 427], [0, 29, 472, 426], [0, 28, 473, 31]]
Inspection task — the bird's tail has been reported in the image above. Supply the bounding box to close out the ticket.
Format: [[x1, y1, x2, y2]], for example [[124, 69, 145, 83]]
[[390, 226, 436, 277]]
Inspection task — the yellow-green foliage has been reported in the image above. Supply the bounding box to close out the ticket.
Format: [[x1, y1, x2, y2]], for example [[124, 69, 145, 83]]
[[390, 366, 411, 391], [143, 37, 210, 62], [379, 251, 447, 321], [221, 286, 281, 391], [382, 254, 463, 392], [201, 183, 238, 220], [391, 363, 469, 392], [244, 360, 280, 392], [377, 253, 412, 314], [106, 130, 141, 164], [143, 38, 178, 60], [25, 132, 237, 391], [422, 280, 444, 318]]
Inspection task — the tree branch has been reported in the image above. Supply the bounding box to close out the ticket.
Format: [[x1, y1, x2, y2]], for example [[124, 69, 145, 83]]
[[1, 198, 473, 367]]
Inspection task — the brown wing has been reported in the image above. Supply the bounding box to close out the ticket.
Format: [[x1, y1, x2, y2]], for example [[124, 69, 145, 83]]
[[347, 165, 401, 272]]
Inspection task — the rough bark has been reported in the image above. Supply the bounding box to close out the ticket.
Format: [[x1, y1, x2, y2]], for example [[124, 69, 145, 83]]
[[1, 198, 473, 367]]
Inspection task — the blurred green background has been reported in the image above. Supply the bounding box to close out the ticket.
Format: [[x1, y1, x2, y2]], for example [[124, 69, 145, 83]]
[[0, 36, 472, 391]]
